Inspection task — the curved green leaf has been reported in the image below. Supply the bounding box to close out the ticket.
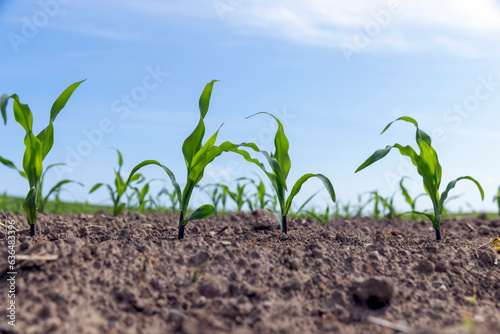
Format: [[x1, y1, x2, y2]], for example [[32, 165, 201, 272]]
[[185, 204, 214, 222], [284, 173, 336, 216], [126, 160, 182, 209], [13, 99, 33, 133], [247, 112, 291, 179], [89, 183, 104, 193], [413, 210, 439, 230], [0, 93, 9, 125], [36, 120, 54, 160], [50, 79, 86, 122], [355, 145, 393, 173], [439, 176, 484, 215]]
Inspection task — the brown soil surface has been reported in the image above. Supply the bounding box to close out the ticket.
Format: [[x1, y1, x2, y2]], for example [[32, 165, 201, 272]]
[[1, 211, 500, 334]]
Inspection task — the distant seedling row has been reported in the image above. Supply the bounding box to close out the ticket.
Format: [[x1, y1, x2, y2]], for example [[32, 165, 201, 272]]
[[0, 81, 489, 241]]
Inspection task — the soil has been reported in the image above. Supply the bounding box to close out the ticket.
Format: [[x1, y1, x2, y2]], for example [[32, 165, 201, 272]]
[[1, 210, 499, 334]]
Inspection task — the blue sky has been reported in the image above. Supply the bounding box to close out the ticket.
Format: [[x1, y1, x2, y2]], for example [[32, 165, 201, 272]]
[[1, 0, 500, 214]]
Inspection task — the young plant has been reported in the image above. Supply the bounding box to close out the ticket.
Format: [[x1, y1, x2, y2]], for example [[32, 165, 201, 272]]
[[157, 186, 180, 213], [245, 113, 336, 233], [249, 177, 272, 210], [0, 80, 85, 236], [126, 80, 263, 239], [493, 186, 500, 217], [89, 149, 142, 216], [201, 184, 225, 215], [355, 116, 484, 241], [218, 178, 250, 212], [131, 177, 161, 213], [307, 204, 332, 225]]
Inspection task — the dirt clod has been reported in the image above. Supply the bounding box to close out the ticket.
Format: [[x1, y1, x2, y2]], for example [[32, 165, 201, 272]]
[[352, 277, 394, 310]]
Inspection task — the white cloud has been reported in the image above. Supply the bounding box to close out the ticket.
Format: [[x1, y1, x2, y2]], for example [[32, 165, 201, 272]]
[[221, 0, 500, 56]]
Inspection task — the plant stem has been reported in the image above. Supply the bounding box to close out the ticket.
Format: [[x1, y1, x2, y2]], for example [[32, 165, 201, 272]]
[[435, 229, 441, 241], [30, 224, 36, 237], [178, 211, 185, 240], [282, 215, 287, 234]]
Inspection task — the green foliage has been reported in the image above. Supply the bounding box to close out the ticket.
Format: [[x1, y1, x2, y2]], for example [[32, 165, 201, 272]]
[[493, 186, 500, 217], [356, 116, 484, 241], [90, 149, 142, 216], [399, 177, 425, 219], [157, 186, 180, 213], [126, 80, 264, 239], [218, 177, 250, 212], [245, 112, 336, 233], [0, 80, 85, 235]]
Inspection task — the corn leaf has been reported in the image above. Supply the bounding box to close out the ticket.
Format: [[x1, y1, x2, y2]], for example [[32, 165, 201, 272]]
[[284, 173, 336, 215], [126, 160, 182, 207], [439, 176, 484, 215], [50, 79, 86, 122], [185, 204, 215, 222], [0, 93, 9, 124], [182, 80, 218, 168]]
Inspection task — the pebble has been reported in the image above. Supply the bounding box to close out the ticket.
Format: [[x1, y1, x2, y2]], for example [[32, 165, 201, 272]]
[[439, 284, 447, 291]]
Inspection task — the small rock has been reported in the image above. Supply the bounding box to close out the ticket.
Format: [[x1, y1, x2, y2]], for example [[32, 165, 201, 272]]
[[478, 249, 497, 266], [477, 226, 491, 236], [282, 278, 302, 292], [368, 251, 381, 261], [415, 260, 435, 273], [361, 226, 371, 234], [251, 209, 274, 219], [435, 260, 449, 273], [78, 226, 88, 238], [439, 284, 447, 291], [198, 275, 227, 298], [353, 277, 394, 310], [168, 309, 188, 320]]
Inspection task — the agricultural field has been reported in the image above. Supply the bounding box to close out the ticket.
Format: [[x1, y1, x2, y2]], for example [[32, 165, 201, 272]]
[[0, 80, 499, 334]]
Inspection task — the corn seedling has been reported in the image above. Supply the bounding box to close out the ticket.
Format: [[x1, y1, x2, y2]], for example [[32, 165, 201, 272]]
[[0, 80, 85, 236], [354, 192, 371, 217], [89, 149, 142, 216], [247, 177, 272, 211], [356, 116, 484, 241], [157, 186, 180, 213], [126, 80, 263, 239], [307, 204, 332, 225], [493, 186, 500, 217], [131, 177, 162, 213], [201, 184, 225, 215], [218, 178, 250, 212], [245, 112, 336, 233]]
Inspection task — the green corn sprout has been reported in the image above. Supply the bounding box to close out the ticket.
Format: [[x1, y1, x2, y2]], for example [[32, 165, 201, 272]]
[[245, 112, 336, 233], [89, 149, 142, 216], [157, 186, 180, 213], [125, 80, 264, 239], [494, 186, 500, 217], [131, 177, 162, 213], [307, 204, 332, 225], [355, 116, 484, 241], [201, 184, 225, 215], [218, 178, 250, 212], [0, 80, 85, 236], [251, 177, 272, 210]]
